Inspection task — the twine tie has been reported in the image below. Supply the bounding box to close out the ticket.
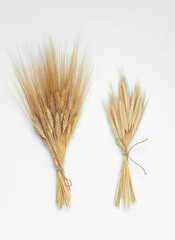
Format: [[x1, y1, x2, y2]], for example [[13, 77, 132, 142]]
[[115, 138, 148, 175]]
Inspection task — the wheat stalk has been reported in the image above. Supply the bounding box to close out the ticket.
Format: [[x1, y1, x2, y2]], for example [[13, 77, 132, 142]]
[[104, 74, 146, 208], [13, 39, 91, 208]]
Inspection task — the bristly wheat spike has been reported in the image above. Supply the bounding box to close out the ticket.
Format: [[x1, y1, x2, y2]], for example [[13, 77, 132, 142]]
[[55, 112, 61, 138]]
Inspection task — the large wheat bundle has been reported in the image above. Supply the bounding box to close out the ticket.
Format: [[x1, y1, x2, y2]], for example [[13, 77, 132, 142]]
[[13, 39, 91, 208], [105, 74, 147, 208]]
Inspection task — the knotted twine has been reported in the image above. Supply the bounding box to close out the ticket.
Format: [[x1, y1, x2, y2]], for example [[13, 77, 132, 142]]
[[55, 157, 72, 190], [48, 141, 72, 190], [115, 138, 148, 175]]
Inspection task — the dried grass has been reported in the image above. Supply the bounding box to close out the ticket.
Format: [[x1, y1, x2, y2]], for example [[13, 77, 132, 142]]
[[13, 39, 91, 208], [104, 74, 146, 208]]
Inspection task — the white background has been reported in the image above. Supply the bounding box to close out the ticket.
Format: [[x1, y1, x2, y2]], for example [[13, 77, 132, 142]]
[[0, 0, 175, 239]]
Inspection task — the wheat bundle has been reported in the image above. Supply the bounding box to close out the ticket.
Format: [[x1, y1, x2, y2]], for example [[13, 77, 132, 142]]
[[13, 39, 91, 208], [105, 74, 147, 208]]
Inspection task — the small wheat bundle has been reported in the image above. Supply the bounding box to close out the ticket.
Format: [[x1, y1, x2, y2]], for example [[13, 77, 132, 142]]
[[13, 39, 91, 208], [105, 75, 147, 208]]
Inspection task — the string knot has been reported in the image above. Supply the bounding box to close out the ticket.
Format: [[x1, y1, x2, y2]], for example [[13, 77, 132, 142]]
[[56, 165, 72, 190], [115, 138, 148, 175]]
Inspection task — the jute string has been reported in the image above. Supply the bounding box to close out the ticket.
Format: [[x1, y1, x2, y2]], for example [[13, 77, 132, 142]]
[[115, 138, 148, 175], [55, 159, 72, 190], [47, 140, 72, 190]]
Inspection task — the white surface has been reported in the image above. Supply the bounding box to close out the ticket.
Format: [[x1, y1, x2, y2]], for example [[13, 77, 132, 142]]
[[0, 0, 175, 239]]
